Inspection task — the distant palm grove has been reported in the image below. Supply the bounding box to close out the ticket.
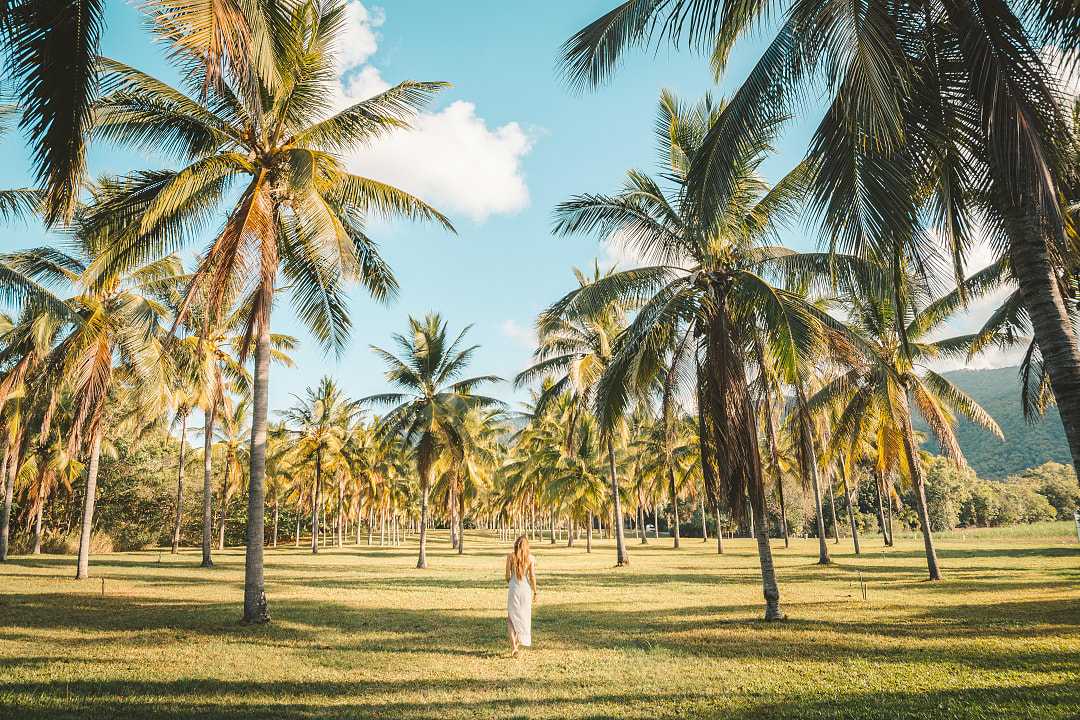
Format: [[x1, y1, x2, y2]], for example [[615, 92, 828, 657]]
[[0, 0, 1077, 624]]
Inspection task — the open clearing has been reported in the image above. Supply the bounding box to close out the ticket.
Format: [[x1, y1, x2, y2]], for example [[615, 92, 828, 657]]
[[1, 525, 1078, 719]]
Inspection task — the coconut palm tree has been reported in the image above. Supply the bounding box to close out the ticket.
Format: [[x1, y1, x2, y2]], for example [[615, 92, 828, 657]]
[[280, 376, 360, 554], [560, 0, 1080, 489], [366, 314, 502, 569], [543, 91, 863, 620], [172, 291, 294, 567], [81, 0, 454, 622], [211, 395, 250, 550], [0, 243, 177, 578], [807, 290, 1003, 579], [0, 1, 282, 224], [516, 264, 634, 566]]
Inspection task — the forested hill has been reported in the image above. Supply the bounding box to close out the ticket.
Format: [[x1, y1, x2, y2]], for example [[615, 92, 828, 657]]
[[917, 366, 1070, 478]]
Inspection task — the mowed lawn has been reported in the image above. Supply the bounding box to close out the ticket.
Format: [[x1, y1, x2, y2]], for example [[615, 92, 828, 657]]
[[1, 524, 1078, 719]]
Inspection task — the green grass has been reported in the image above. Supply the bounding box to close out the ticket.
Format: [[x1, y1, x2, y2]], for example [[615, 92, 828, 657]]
[[1, 524, 1078, 719]]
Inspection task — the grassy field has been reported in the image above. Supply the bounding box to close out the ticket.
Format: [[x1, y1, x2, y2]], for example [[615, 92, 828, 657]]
[[1, 524, 1078, 719]]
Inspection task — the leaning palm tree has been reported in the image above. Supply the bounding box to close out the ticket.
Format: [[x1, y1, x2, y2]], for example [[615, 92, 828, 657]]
[[366, 314, 502, 569], [280, 376, 360, 554], [542, 91, 863, 620], [807, 290, 1003, 579], [80, 0, 454, 622], [560, 0, 1080, 488]]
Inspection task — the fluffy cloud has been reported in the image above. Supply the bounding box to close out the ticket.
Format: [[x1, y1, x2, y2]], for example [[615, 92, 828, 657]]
[[331, 2, 534, 223], [500, 319, 537, 351]]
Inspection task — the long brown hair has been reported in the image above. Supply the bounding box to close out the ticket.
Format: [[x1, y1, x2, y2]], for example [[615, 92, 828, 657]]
[[510, 535, 530, 580]]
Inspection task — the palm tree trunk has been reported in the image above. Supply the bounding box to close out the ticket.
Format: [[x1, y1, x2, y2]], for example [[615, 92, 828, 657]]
[[652, 505, 659, 539], [874, 471, 891, 546], [668, 468, 681, 549], [901, 412, 941, 580], [201, 406, 215, 568], [367, 508, 373, 545], [586, 511, 593, 553], [171, 414, 188, 554], [417, 480, 430, 569], [846, 482, 861, 555], [637, 501, 647, 544], [217, 496, 227, 550], [549, 512, 556, 544], [1004, 197, 1080, 491], [715, 507, 724, 554], [336, 478, 343, 548], [75, 424, 104, 579], [272, 499, 279, 548], [241, 315, 271, 624], [0, 440, 14, 561], [700, 494, 708, 542], [607, 439, 628, 566], [31, 501, 42, 555], [566, 516, 574, 547], [827, 471, 840, 544], [311, 451, 321, 554], [294, 511, 301, 548], [760, 370, 788, 549], [457, 493, 465, 555]]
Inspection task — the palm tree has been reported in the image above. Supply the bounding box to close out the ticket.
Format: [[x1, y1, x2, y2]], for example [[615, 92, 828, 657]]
[[0, 244, 176, 578], [82, 0, 454, 622], [0, 1, 280, 224], [211, 395, 250, 550], [543, 91, 859, 620], [281, 376, 360, 554], [516, 264, 633, 566], [807, 291, 1003, 579], [168, 384, 195, 554], [172, 291, 294, 567], [560, 0, 1080, 489], [366, 314, 502, 569]]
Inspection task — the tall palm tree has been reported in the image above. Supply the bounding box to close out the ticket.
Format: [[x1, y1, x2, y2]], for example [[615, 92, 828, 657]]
[[543, 91, 861, 620], [211, 395, 250, 550], [807, 291, 1003, 579], [560, 0, 1080, 489], [81, 0, 454, 622], [281, 376, 360, 554], [172, 291, 294, 567], [516, 264, 633, 566], [366, 314, 502, 569]]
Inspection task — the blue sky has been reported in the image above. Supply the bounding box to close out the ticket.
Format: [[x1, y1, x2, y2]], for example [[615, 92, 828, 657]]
[[0, 1, 1003, 420]]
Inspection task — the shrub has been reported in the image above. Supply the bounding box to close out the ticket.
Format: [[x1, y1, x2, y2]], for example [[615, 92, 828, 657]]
[[42, 531, 114, 555]]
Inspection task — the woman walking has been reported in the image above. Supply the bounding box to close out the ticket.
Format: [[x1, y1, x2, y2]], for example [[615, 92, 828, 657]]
[[504, 535, 537, 656]]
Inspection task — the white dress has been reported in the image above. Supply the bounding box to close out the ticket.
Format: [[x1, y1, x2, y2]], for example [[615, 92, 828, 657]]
[[507, 555, 534, 646]]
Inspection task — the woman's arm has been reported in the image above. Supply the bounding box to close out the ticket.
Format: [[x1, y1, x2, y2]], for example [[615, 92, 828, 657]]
[[528, 559, 537, 596]]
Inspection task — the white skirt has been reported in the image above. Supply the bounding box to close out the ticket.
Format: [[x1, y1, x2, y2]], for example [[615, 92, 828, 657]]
[[507, 575, 532, 646]]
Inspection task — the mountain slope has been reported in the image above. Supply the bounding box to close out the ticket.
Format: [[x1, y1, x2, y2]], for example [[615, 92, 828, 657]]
[[917, 366, 1070, 478]]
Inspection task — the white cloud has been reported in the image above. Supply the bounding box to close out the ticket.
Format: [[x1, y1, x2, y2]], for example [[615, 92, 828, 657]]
[[500, 319, 537, 351], [600, 230, 648, 270], [330, 2, 535, 223], [333, 1, 384, 70], [346, 102, 533, 222]]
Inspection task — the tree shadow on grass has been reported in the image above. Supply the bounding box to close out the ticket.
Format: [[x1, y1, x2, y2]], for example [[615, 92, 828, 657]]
[[1, 675, 1076, 720]]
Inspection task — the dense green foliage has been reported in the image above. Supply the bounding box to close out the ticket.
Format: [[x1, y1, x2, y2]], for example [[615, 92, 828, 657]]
[[917, 367, 1071, 478]]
